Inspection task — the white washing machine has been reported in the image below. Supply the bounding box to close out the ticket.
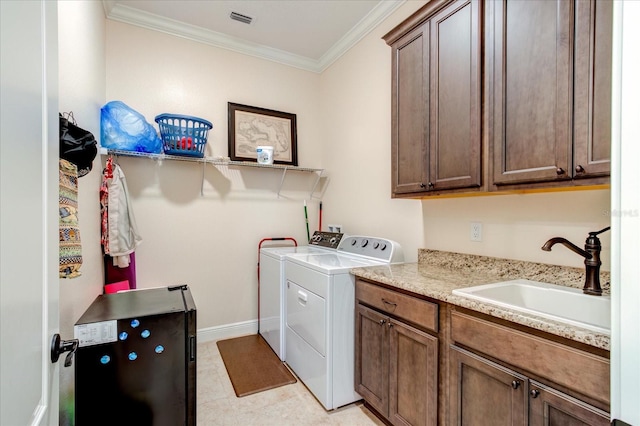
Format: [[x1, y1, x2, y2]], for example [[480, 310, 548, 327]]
[[284, 235, 404, 410], [259, 232, 343, 361]]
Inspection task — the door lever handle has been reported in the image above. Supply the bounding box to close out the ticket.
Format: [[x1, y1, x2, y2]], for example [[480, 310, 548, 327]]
[[51, 333, 79, 367]]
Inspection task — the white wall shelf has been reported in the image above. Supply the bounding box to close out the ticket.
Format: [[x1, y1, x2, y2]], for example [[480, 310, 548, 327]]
[[100, 148, 325, 198]]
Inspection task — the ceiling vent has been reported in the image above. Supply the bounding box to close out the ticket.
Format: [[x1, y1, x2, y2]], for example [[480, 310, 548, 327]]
[[230, 12, 252, 24]]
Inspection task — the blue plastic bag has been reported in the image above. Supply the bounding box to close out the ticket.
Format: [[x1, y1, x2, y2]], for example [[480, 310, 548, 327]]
[[100, 101, 163, 153]]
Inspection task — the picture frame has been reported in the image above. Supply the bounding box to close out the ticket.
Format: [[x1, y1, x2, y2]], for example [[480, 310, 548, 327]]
[[228, 102, 298, 166]]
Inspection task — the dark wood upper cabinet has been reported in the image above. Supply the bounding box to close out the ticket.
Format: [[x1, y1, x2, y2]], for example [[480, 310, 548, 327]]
[[430, 0, 482, 191], [386, 0, 481, 197], [489, 0, 573, 186], [390, 23, 430, 195], [489, 0, 612, 189], [386, 0, 612, 197], [573, 0, 613, 179]]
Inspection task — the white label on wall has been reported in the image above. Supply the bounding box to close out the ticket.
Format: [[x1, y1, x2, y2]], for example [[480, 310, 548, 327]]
[[74, 320, 118, 347]]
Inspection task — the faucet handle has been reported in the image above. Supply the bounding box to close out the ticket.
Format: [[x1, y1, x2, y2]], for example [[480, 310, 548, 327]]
[[589, 226, 610, 237], [586, 226, 610, 249]]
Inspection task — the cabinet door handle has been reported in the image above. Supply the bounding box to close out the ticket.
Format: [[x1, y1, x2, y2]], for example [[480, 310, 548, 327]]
[[379, 319, 386, 326], [530, 389, 540, 398], [556, 167, 565, 175], [511, 380, 520, 389], [575, 165, 585, 173], [420, 183, 426, 189], [428, 182, 434, 188]]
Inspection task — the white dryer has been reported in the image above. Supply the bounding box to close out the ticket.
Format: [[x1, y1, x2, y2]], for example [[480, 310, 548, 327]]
[[259, 232, 343, 361], [284, 235, 404, 410]]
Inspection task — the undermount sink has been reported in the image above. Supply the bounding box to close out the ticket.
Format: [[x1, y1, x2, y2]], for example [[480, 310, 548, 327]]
[[452, 279, 610, 335]]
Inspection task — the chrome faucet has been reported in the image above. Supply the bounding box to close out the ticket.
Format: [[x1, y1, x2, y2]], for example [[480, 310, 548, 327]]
[[541, 227, 610, 296]]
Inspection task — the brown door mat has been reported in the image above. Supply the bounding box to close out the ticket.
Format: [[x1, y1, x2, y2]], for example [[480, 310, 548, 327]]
[[216, 334, 296, 397]]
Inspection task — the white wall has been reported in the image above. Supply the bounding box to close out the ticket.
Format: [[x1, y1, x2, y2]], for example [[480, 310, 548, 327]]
[[58, 1, 106, 422], [320, 1, 427, 262], [105, 20, 325, 333], [421, 190, 611, 269]]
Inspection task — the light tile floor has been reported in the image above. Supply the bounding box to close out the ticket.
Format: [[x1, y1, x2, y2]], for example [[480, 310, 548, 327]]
[[197, 340, 385, 426]]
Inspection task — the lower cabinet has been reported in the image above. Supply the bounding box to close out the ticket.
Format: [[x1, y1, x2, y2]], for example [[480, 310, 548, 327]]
[[449, 346, 609, 425], [355, 305, 389, 416], [355, 280, 439, 426], [354, 279, 611, 426], [528, 380, 610, 426], [449, 308, 610, 426], [449, 345, 528, 425], [388, 314, 438, 426]]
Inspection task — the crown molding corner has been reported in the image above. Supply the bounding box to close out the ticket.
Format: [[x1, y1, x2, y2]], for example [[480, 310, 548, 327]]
[[317, 0, 406, 72]]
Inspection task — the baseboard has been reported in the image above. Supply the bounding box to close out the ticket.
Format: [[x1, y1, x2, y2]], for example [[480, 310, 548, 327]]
[[197, 319, 258, 343]]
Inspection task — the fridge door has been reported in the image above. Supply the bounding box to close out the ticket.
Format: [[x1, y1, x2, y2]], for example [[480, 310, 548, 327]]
[[75, 286, 196, 426]]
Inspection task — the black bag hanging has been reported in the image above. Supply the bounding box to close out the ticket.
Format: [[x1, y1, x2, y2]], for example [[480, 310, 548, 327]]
[[59, 112, 98, 177]]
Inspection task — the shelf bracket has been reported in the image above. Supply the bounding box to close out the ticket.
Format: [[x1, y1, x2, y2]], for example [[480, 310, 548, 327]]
[[276, 167, 289, 198], [201, 160, 206, 196], [309, 169, 324, 200]]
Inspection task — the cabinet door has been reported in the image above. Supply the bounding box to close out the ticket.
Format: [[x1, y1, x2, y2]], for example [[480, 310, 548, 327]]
[[429, 0, 481, 191], [489, 0, 573, 186], [528, 380, 610, 426], [449, 345, 528, 426], [389, 319, 438, 426], [355, 304, 389, 416], [573, 0, 612, 179], [391, 23, 430, 195]]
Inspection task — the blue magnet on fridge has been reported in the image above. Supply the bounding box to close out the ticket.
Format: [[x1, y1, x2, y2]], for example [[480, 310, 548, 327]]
[[130, 319, 140, 328], [100, 355, 111, 364], [141, 330, 150, 338], [155, 345, 164, 354], [119, 331, 128, 340], [128, 352, 138, 361]]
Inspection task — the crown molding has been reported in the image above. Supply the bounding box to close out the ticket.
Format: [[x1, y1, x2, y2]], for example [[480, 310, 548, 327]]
[[318, 1, 404, 71], [103, 1, 405, 73]]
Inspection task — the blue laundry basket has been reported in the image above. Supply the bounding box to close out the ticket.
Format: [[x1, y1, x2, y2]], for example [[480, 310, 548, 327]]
[[155, 113, 212, 158]]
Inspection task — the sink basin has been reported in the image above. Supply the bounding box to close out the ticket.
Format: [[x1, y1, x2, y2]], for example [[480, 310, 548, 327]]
[[452, 279, 610, 335]]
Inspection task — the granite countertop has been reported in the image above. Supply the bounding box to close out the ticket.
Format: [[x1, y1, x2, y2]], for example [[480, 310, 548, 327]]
[[351, 249, 610, 351]]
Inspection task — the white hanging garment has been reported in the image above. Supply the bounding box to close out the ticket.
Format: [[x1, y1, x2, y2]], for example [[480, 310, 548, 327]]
[[107, 163, 142, 266]]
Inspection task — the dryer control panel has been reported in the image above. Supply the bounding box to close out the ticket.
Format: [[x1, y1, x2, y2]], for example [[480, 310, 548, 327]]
[[308, 231, 343, 249], [337, 235, 404, 263]]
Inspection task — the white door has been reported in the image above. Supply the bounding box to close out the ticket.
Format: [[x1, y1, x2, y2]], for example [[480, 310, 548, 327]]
[[1, 1, 60, 425], [610, 1, 640, 424]]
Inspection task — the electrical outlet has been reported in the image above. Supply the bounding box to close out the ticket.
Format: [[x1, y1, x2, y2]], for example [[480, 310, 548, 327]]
[[328, 224, 343, 233], [470, 222, 482, 242]]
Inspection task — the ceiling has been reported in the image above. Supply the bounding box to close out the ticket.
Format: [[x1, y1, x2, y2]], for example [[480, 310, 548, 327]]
[[102, 0, 405, 73]]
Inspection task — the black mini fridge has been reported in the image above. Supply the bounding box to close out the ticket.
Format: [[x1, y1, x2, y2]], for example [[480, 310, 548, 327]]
[[74, 285, 196, 426]]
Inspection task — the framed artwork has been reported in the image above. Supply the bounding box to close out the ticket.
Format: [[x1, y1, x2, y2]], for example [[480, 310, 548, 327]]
[[228, 102, 298, 166]]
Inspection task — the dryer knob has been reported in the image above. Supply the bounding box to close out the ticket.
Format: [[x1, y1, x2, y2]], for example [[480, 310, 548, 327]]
[[373, 242, 380, 249], [361, 239, 369, 248], [351, 240, 357, 246]]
